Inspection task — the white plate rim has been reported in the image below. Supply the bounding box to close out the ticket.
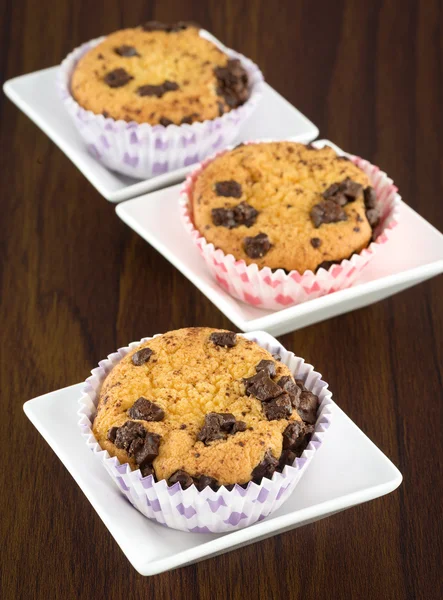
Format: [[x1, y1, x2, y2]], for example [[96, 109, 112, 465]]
[[3, 71, 319, 202], [115, 138, 443, 333], [24, 323, 403, 580], [23, 388, 402, 575]]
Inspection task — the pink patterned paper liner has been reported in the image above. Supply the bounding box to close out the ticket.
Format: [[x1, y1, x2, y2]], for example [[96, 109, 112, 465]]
[[180, 143, 401, 310], [58, 32, 264, 180], [77, 331, 333, 533]]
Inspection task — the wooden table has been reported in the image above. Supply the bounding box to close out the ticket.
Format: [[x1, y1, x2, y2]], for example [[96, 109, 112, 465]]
[[1, 1, 442, 598]]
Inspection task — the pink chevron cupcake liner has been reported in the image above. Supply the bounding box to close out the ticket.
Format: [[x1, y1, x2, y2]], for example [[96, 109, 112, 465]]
[[77, 331, 333, 533], [180, 144, 401, 310], [58, 31, 264, 180]]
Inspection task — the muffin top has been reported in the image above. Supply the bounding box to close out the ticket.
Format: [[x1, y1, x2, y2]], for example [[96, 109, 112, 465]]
[[191, 142, 380, 273], [93, 328, 317, 489], [71, 22, 250, 125]]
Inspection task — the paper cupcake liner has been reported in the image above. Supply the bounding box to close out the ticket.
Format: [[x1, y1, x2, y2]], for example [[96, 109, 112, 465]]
[[78, 331, 333, 533], [180, 143, 401, 310], [58, 30, 264, 180]]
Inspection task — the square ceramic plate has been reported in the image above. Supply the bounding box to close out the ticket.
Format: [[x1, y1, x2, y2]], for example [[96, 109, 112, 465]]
[[116, 139, 443, 336], [3, 67, 318, 202], [24, 330, 402, 576]]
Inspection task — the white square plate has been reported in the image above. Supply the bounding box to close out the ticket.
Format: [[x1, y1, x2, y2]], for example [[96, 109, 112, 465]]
[[116, 139, 443, 336], [24, 330, 401, 576], [3, 67, 318, 202]]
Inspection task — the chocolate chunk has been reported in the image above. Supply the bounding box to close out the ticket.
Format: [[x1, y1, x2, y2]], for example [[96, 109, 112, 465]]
[[363, 186, 377, 209], [278, 375, 297, 392], [262, 393, 293, 420], [294, 429, 313, 456], [197, 412, 244, 444], [218, 413, 237, 431], [251, 450, 279, 482], [214, 59, 249, 108], [243, 233, 271, 258], [131, 347, 153, 366], [363, 186, 380, 228], [127, 397, 165, 422], [127, 436, 144, 459], [211, 207, 236, 228], [104, 68, 133, 88], [232, 420, 247, 433], [164, 80, 179, 91], [225, 481, 249, 491], [341, 178, 363, 201], [214, 180, 242, 198], [114, 45, 139, 57], [197, 413, 228, 444], [159, 116, 174, 126], [366, 208, 380, 228], [209, 331, 237, 347], [132, 432, 161, 467], [243, 369, 283, 401], [310, 237, 322, 248], [316, 259, 340, 272], [217, 101, 225, 116], [278, 449, 297, 470], [323, 178, 362, 202], [114, 421, 146, 452], [168, 470, 194, 489], [335, 193, 349, 206], [180, 113, 199, 124], [195, 475, 219, 491], [310, 199, 347, 228], [322, 182, 341, 199], [211, 201, 258, 229], [297, 391, 319, 424], [107, 427, 118, 443], [140, 464, 155, 478], [137, 81, 179, 97], [278, 376, 301, 407], [255, 359, 276, 378], [295, 379, 307, 391], [282, 421, 314, 453], [234, 201, 259, 227]]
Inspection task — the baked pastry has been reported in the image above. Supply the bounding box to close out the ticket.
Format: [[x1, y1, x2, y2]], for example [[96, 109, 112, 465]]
[[71, 22, 250, 125], [191, 142, 381, 273], [93, 327, 318, 489]]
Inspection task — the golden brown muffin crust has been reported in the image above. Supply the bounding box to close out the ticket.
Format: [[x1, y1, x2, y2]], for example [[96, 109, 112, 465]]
[[93, 328, 306, 486], [191, 142, 374, 273], [71, 24, 249, 125]]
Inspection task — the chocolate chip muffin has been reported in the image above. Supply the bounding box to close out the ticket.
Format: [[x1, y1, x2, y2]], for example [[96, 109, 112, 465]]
[[191, 142, 381, 273], [71, 22, 250, 125], [93, 328, 318, 489]]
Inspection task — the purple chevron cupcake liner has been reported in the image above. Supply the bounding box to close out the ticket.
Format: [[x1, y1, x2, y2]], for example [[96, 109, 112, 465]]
[[78, 331, 333, 533], [58, 30, 264, 179]]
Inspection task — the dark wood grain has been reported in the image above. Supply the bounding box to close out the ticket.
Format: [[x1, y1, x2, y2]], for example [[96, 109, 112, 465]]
[[1, 1, 442, 599]]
